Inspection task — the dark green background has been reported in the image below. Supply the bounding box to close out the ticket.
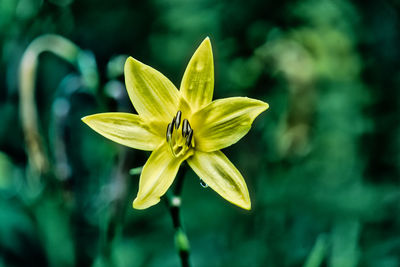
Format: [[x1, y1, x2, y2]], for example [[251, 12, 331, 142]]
[[1, 0, 400, 266]]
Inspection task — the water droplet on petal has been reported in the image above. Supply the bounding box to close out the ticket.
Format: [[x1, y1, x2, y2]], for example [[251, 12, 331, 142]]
[[200, 179, 208, 188]]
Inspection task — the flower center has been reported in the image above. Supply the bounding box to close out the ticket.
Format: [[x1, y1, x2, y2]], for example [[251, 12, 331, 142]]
[[166, 110, 195, 157]]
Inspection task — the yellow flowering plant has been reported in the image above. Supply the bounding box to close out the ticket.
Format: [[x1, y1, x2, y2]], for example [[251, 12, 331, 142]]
[[82, 37, 268, 210]]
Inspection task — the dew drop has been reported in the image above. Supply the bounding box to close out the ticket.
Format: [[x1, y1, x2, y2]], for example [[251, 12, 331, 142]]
[[200, 179, 208, 188]]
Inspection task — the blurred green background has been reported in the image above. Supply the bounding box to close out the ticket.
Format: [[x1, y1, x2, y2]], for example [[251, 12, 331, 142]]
[[1, 0, 400, 266]]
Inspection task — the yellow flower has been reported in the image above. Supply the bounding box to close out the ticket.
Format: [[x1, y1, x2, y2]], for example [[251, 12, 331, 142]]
[[82, 37, 269, 210]]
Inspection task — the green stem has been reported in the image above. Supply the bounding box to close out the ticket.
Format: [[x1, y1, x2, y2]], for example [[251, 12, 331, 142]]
[[165, 165, 191, 267]]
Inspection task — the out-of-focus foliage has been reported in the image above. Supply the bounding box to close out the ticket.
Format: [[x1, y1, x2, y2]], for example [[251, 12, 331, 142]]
[[1, 0, 400, 266]]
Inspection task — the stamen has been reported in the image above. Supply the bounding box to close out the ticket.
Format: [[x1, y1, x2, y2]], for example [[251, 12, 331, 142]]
[[182, 119, 189, 137], [171, 116, 176, 129], [175, 111, 182, 130], [186, 129, 193, 147], [167, 113, 194, 157], [166, 122, 173, 142]]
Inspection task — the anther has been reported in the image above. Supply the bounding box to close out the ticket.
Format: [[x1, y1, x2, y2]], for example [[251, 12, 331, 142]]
[[186, 129, 193, 147], [182, 119, 189, 137], [171, 116, 176, 129], [166, 123, 173, 142], [175, 111, 182, 130]]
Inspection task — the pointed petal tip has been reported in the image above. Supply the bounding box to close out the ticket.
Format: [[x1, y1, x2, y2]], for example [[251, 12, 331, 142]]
[[242, 201, 251, 210], [81, 115, 92, 125], [126, 55, 135, 62], [225, 195, 251, 210], [125, 56, 147, 73], [234, 197, 251, 210], [124, 56, 137, 69], [132, 197, 161, 210], [80, 114, 103, 125], [253, 99, 269, 113], [263, 101, 270, 111], [198, 36, 212, 50]]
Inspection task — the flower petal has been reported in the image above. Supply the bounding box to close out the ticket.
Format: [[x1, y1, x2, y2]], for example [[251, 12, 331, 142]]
[[191, 97, 269, 152], [125, 57, 180, 121], [180, 37, 214, 111], [133, 142, 192, 209], [187, 150, 251, 210], [82, 113, 162, 151]]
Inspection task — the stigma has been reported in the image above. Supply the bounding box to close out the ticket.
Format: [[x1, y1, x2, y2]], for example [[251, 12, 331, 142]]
[[166, 110, 194, 157]]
